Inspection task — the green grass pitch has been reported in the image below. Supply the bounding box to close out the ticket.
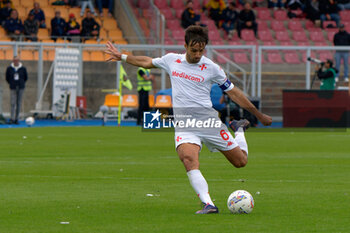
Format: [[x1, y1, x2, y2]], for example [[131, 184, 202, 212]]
[[0, 127, 349, 233]]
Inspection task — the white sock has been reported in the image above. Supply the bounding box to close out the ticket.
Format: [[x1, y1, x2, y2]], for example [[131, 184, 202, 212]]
[[187, 169, 215, 206], [235, 128, 248, 156]]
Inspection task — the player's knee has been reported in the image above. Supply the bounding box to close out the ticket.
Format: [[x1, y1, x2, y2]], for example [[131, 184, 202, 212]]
[[180, 154, 198, 170]]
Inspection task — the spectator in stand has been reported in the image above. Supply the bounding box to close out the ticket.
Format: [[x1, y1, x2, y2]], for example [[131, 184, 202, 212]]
[[268, 0, 287, 9], [305, 0, 321, 24], [4, 9, 23, 41], [96, 0, 113, 17], [0, 0, 12, 8], [81, 11, 100, 40], [203, 0, 226, 27], [221, 2, 238, 39], [51, 10, 66, 41], [66, 13, 80, 40], [237, 2, 258, 38], [181, 0, 201, 29], [0, 0, 13, 26], [338, 0, 350, 10], [286, 0, 305, 10], [80, 0, 97, 17], [52, 0, 77, 6], [333, 24, 350, 82], [29, 2, 46, 28], [24, 12, 38, 41], [319, 0, 340, 28]]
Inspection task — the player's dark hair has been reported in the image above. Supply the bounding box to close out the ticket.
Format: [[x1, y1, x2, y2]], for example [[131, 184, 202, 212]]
[[326, 59, 333, 67], [185, 25, 208, 46]]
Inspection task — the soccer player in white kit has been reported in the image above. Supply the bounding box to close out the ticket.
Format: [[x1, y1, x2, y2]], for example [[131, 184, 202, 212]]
[[106, 26, 272, 214]]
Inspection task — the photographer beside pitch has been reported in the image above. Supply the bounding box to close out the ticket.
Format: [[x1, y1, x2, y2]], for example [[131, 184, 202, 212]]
[[315, 59, 337, 90], [105, 26, 272, 214]]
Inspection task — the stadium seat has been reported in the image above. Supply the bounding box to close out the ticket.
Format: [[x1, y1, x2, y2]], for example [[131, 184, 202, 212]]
[[274, 10, 288, 20], [209, 30, 223, 42], [138, 0, 150, 8], [258, 30, 273, 42], [122, 94, 138, 108], [202, 19, 216, 30], [21, 0, 33, 8], [12, 0, 20, 6], [323, 20, 337, 28], [19, 50, 34, 61], [288, 21, 303, 31], [297, 41, 310, 46], [154, 95, 172, 108], [275, 31, 291, 42], [37, 0, 48, 7], [292, 30, 308, 42], [267, 52, 283, 64], [215, 52, 231, 64], [319, 51, 333, 61], [241, 29, 256, 42], [175, 9, 183, 19], [301, 51, 316, 62], [340, 10, 350, 21], [5, 49, 13, 60], [154, 0, 168, 9], [271, 21, 286, 31], [103, 19, 118, 30], [17, 8, 27, 20], [309, 31, 326, 42], [104, 94, 120, 107], [257, 9, 272, 20], [166, 19, 181, 30], [256, 20, 268, 30], [170, 0, 185, 10], [172, 30, 185, 40], [314, 42, 329, 46], [284, 52, 300, 64], [305, 20, 317, 30], [90, 51, 105, 61], [82, 51, 91, 61], [263, 41, 278, 53], [161, 9, 174, 19], [99, 29, 108, 40], [0, 50, 5, 59], [38, 28, 49, 40], [233, 53, 250, 64], [109, 30, 123, 40], [228, 41, 244, 52], [326, 29, 338, 41], [280, 41, 293, 46]]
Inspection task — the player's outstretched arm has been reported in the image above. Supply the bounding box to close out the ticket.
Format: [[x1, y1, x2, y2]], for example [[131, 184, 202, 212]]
[[226, 87, 272, 126], [105, 41, 156, 69]]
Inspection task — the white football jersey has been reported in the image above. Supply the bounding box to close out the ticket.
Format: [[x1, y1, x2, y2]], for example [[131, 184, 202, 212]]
[[152, 53, 234, 109]]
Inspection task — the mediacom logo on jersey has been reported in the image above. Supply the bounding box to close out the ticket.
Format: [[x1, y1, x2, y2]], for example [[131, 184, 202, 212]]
[[172, 71, 204, 83], [143, 110, 222, 130]]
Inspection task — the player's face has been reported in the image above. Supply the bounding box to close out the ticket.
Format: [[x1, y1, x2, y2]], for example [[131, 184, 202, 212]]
[[185, 42, 206, 64]]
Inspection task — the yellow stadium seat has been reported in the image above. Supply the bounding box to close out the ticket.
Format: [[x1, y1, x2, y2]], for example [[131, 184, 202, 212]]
[[41, 39, 54, 43], [17, 7, 27, 20], [82, 51, 90, 61], [103, 18, 117, 30], [90, 51, 105, 61], [99, 29, 107, 40], [5, 49, 13, 60], [104, 94, 120, 107], [149, 94, 155, 108], [36, 0, 49, 7], [21, 0, 34, 8], [19, 50, 34, 60], [42, 7, 55, 18], [114, 39, 127, 44], [154, 95, 172, 108], [44, 50, 55, 61], [0, 50, 5, 59], [12, 0, 20, 7], [108, 29, 122, 40], [38, 28, 49, 40], [84, 39, 98, 44], [122, 95, 138, 108]]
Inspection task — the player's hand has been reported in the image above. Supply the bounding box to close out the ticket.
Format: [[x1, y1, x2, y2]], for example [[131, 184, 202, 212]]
[[105, 41, 122, 62], [258, 113, 272, 126]]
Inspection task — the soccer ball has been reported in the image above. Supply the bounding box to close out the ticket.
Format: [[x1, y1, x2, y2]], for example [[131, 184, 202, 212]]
[[227, 190, 254, 214], [25, 117, 35, 126]]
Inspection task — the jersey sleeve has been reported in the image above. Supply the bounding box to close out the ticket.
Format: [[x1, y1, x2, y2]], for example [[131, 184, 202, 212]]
[[212, 64, 234, 92], [152, 53, 174, 71]]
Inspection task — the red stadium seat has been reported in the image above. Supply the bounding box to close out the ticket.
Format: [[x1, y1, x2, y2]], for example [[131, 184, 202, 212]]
[[241, 29, 256, 42], [215, 52, 231, 64], [288, 21, 303, 31], [319, 51, 334, 61], [274, 10, 288, 20], [233, 53, 250, 64], [258, 30, 273, 42], [257, 9, 272, 20], [228, 41, 244, 52], [166, 19, 182, 30], [138, 0, 150, 8], [263, 41, 278, 53], [267, 52, 283, 64], [314, 42, 329, 46], [310, 31, 326, 42], [292, 30, 308, 42], [256, 20, 268, 30], [175, 9, 183, 19], [161, 9, 174, 19], [275, 31, 291, 42], [297, 41, 310, 46], [271, 21, 286, 31], [172, 30, 185, 40], [284, 52, 301, 64], [209, 30, 222, 41], [340, 10, 350, 21], [326, 29, 338, 41], [301, 51, 316, 62], [170, 0, 185, 9], [323, 20, 337, 28], [305, 20, 317, 30], [280, 41, 293, 46], [154, 0, 168, 9]]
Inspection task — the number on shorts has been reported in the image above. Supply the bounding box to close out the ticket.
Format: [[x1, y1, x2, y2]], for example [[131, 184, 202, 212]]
[[220, 130, 229, 141]]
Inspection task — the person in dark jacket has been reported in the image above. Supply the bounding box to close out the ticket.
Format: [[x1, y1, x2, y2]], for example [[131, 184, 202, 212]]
[[81, 11, 100, 39], [51, 10, 66, 41], [319, 0, 340, 28], [5, 56, 28, 124], [181, 1, 201, 29], [305, 0, 320, 23], [316, 59, 336, 90], [66, 13, 80, 41], [237, 2, 258, 38], [29, 2, 46, 28], [338, 0, 350, 10], [0, 0, 12, 26], [24, 12, 38, 41], [4, 9, 23, 41], [333, 24, 350, 82], [221, 2, 238, 38]]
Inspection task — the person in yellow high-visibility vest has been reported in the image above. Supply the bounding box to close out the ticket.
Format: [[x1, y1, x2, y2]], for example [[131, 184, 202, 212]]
[[137, 67, 153, 125]]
